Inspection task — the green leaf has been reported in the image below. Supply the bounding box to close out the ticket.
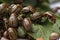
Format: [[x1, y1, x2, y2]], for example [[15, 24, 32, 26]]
[[17, 27, 26, 37], [28, 15, 60, 40], [28, 24, 45, 38]]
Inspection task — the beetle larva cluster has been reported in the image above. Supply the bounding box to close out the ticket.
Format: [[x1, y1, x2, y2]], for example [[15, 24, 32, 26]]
[[0, 0, 59, 40]]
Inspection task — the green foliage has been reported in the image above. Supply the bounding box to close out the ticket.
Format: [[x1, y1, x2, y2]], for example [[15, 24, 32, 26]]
[[28, 15, 60, 40], [17, 27, 26, 37]]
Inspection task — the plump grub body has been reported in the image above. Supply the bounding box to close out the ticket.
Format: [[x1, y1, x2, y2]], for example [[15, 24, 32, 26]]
[[9, 13, 18, 27], [23, 18, 32, 31]]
